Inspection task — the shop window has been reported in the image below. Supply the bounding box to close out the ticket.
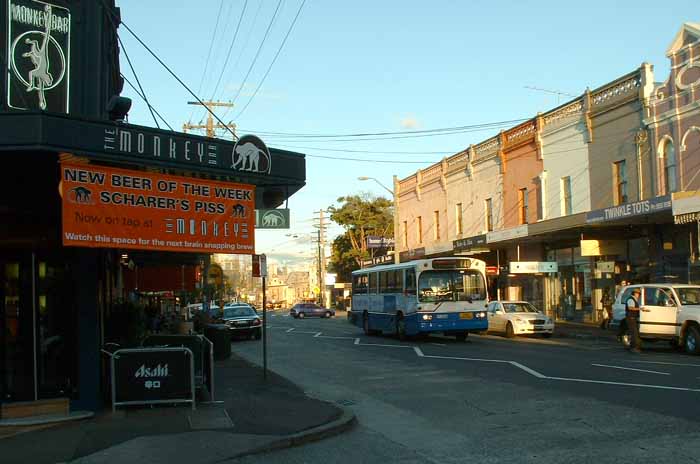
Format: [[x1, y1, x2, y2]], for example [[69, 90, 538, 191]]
[[518, 188, 528, 224], [455, 203, 463, 236], [485, 198, 494, 232], [561, 176, 573, 216], [614, 160, 628, 205]]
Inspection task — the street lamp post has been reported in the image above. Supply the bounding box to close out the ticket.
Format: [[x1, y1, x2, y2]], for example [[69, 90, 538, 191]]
[[358, 176, 400, 264]]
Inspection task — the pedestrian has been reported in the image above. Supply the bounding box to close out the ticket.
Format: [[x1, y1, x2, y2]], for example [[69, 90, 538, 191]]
[[625, 288, 642, 353]]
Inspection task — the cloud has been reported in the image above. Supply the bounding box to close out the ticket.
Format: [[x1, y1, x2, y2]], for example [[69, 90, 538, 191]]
[[399, 115, 421, 130]]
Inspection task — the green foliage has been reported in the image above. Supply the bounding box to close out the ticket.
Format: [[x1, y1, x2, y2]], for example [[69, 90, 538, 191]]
[[328, 193, 394, 275]]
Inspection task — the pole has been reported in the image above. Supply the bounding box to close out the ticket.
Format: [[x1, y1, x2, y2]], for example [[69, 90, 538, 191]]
[[317, 229, 322, 306], [262, 274, 267, 380]]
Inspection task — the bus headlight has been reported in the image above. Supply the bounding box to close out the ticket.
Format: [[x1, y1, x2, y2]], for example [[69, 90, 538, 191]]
[[475, 312, 486, 318], [422, 314, 433, 321]]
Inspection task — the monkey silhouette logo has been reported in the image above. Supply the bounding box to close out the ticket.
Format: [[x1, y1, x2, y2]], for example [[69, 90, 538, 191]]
[[231, 204, 246, 218], [70, 186, 93, 204], [231, 135, 272, 174]]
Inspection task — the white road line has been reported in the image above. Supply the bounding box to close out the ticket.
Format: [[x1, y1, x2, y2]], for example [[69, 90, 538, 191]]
[[430, 343, 446, 346], [546, 376, 700, 392], [509, 361, 547, 379], [354, 338, 360, 345], [630, 360, 700, 368], [292, 330, 322, 334], [313, 332, 322, 337], [414, 347, 424, 357], [286, 328, 295, 333], [318, 335, 356, 340], [358, 342, 413, 349], [591, 363, 670, 375]]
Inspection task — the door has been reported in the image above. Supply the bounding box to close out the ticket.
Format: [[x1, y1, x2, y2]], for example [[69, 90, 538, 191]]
[[487, 302, 506, 332], [641, 287, 678, 336]]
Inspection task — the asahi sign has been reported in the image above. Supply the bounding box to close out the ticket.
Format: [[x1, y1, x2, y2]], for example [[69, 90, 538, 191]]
[[7, 0, 71, 112]]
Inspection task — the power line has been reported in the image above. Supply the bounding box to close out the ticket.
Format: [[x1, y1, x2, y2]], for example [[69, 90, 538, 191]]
[[121, 73, 174, 131], [209, 0, 249, 102], [189, 0, 225, 123], [233, 0, 307, 120], [230, 0, 284, 105]]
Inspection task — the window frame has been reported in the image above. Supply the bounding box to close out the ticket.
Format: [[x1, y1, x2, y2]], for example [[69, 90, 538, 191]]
[[561, 176, 573, 216], [614, 160, 628, 205], [485, 198, 493, 232], [519, 188, 528, 225], [456, 203, 463, 236]]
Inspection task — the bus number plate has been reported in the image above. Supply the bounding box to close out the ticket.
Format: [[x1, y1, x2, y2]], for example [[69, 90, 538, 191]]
[[459, 313, 473, 320], [436, 314, 448, 319]]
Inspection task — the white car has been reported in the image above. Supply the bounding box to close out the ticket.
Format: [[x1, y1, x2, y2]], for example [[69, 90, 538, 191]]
[[610, 284, 700, 354], [486, 301, 554, 338]]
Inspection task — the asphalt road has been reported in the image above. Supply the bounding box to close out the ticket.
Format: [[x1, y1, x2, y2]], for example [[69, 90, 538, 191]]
[[226, 311, 700, 463]]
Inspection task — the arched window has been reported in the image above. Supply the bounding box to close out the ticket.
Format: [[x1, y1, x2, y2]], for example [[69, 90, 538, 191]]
[[661, 138, 677, 194]]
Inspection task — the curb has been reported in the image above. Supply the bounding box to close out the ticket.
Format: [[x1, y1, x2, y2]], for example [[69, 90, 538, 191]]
[[226, 406, 357, 460]]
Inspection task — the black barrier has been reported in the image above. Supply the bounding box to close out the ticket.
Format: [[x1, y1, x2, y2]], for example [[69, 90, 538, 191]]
[[110, 347, 195, 411]]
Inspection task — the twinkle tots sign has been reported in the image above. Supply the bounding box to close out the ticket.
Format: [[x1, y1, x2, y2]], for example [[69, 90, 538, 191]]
[[60, 162, 255, 254]]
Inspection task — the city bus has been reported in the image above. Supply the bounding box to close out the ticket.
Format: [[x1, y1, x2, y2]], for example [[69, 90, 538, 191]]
[[350, 257, 489, 341]]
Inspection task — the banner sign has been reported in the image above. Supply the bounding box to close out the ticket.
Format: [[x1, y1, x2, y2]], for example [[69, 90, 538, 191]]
[[509, 261, 558, 274], [255, 208, 290, 229], [453, 234, 487, 252], [60, 162, 255, 254], [7, 0, 71, 112], [586, 195, 671, 224], [112, 348, 193, 405], [366, 236, 395, 248]]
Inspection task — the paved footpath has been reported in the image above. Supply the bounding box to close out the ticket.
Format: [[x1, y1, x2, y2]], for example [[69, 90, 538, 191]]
[[0, 348, 355, 464]]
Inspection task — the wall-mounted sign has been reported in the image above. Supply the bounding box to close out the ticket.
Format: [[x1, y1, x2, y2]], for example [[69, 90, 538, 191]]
[[509, 261, 558, 274], [255, 208, 290, 229], [672, 191, 700, 224], [596, 261, 615, 273], [60, 162, 255, 254], [7, 0, 71, 112], [252, 254, 267, 278], [580, 239, 625, 257], [366, 236, 395, 249], [361, 255, 394, 267], [453, 234, 487, 252], [586, 195, 671, 224], [399, 247, 425, 262], [232, 134, 271, 175]]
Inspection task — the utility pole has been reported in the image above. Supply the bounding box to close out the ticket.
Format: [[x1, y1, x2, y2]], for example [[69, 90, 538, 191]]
[[183, 100, 237, 140], [312, 209, 329, 307]]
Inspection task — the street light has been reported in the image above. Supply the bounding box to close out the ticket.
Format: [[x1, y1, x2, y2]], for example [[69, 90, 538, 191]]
[[358, 176, 399, 264]]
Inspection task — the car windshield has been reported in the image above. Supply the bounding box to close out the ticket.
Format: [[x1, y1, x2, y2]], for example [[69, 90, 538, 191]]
[[503, 302, 539, 313], [418, 270, 486, 303], [223, 306, 256, 318], [675, 287, 700, 305]]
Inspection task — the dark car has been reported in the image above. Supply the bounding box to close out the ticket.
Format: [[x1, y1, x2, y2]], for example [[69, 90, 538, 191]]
[[290, 303, 335, 319], [222, 304, 262, 340]]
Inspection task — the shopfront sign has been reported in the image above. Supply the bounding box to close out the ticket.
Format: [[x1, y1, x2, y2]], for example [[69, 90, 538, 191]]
[[399, 247, 425, 262], [255, 208, 290, 229], [580, 239, 625, 257], [366, 236, 395, 249], [453, 234, 487, 252], [60, 162, 255, 254], [672, 191, 700, 224], [361, 255, 394, 267], [509, 261, 558, 274], [596, 261, 615, 273], [487, 225, 528, 243], [7, 0, 71, 112], [112, 348, 194, 408], [586, 195, 671, 224]]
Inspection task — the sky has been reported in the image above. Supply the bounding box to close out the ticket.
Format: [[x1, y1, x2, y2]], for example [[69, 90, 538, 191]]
[[116, 0, 698, 268]]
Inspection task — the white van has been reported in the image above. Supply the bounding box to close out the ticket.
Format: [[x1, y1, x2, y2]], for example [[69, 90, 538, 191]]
[[610, 284, 700, 354]]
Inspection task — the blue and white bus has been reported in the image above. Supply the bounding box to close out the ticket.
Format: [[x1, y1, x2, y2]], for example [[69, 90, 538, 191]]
[[350, 257, 489, 341]]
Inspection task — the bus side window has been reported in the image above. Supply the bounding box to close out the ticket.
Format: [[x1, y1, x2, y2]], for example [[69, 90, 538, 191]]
[[369, 273, 378, 294], [404, 268, 416, 295], [379, 271, 388, 293], [394, 270, 404, 293], [352, 274, 365, 294]]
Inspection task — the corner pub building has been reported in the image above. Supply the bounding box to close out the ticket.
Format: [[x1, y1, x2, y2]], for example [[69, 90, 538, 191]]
[[0, 0, 305, 417]]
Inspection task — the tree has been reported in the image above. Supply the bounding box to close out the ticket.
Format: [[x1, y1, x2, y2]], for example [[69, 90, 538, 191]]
[[328, 193, 394, 277]]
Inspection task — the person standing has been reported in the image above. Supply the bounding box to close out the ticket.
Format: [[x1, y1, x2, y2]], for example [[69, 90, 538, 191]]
[[625, 288, 642, 353]]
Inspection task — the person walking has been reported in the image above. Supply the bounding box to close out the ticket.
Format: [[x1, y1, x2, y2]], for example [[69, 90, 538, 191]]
[[625, 288, 642, 353]]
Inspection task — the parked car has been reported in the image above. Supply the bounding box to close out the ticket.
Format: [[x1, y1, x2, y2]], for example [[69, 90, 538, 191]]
[[486, 301, 554, 338], [290, 303, 335, 319], [222, 304, 262, 340], [610, 284, 700, 354]]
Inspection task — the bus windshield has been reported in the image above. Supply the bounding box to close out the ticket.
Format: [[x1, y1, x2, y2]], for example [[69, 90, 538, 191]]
[[418, 270, 486, 303]]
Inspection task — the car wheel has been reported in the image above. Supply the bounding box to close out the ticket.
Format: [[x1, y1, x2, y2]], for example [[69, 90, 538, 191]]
[[456, 332, 468, 342], [325, 311, 332, 318], [396, 315, 407, 341], [505, 322, 515, 338], [684, 325, 700, 355], [298, 312, 305, 319]]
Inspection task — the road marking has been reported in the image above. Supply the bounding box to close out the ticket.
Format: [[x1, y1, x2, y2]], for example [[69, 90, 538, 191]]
[[354, 338, 360, 345], [414, 347, 424, 357], [318, 335, 356, 340], [286, 328, 295, 333], [313, 332, 322, 337], [630, 360, 700, 368], [546, 376, 700, 392], [509, 361, 547, 378], [357, 342, 413, 349], [430, 343, 446, 346], [591, 363, 670, 375]]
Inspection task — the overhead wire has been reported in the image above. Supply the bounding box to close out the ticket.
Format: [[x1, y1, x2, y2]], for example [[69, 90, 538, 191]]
[[209, 0, 250, 102], [233, 0, 307, 120], [121, 73, 174, 131]]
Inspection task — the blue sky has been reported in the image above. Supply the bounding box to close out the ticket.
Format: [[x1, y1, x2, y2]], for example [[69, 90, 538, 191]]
[[117, 0, 697, 267]]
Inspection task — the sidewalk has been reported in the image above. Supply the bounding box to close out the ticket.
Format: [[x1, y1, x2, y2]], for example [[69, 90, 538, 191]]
[[0, 352, 355, 464]]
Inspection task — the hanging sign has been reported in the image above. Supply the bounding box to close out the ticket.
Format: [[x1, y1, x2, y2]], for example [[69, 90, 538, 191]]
[[60, 162, 255, 254], [7, 0, 71, 112], [255, 208, 290, 229]]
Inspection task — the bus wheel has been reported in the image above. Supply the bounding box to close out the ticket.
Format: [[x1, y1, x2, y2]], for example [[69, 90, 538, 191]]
[[456, 332, 468, 342], [396, 315, 407, 341]]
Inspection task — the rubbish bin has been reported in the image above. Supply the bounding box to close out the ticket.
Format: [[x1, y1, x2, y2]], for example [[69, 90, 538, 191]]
[[205, 324, 231, 360]]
